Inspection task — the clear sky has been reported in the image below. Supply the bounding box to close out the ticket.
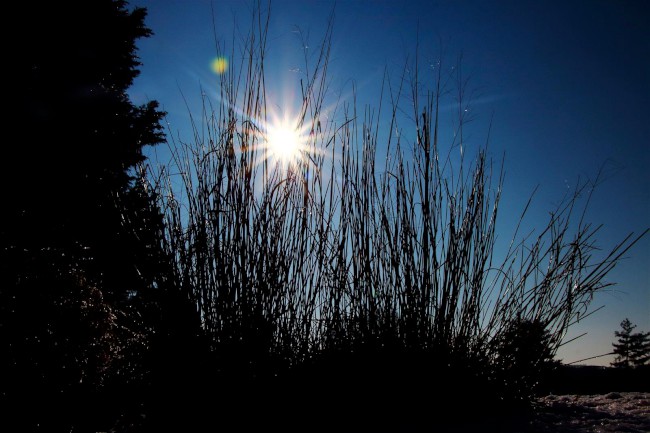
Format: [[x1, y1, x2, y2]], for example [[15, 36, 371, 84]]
[[128, 0, 649, 366]]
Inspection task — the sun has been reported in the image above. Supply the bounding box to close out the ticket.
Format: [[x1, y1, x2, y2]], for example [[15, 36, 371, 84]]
[[265, 116, 304, 166], [267, 123, 300, 160]]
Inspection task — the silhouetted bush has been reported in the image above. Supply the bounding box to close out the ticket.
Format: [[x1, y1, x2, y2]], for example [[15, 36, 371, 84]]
[[492, 318, 558, 403]]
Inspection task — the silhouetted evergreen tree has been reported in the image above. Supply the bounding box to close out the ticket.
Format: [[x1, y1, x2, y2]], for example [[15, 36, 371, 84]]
[[1, 1, 173, 431], [6, 0, 165, 291], [612, 318, 650, 368]]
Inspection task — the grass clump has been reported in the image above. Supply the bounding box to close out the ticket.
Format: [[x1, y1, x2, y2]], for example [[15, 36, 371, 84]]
[[140, 2, 647, 429]]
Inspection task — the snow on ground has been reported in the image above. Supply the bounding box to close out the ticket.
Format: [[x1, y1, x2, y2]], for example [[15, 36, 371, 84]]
[[529, 392, 650, 433]]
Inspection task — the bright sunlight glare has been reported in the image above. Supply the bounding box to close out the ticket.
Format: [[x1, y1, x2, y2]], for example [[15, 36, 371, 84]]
[[265, 116, 304, 166]]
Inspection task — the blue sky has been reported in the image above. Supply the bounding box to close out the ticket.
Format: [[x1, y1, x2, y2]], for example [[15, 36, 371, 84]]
[[128, 0, 649, 365]]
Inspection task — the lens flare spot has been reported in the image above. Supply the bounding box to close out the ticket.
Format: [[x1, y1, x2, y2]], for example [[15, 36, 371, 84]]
[[211, 57, 228, 75]]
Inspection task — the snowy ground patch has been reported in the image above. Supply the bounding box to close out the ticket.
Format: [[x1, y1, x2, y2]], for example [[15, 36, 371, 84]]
[[529, 392, 650, 433]]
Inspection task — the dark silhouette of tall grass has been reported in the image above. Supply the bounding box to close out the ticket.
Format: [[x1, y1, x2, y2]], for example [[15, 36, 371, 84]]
[[141, 3, 647, 429]]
